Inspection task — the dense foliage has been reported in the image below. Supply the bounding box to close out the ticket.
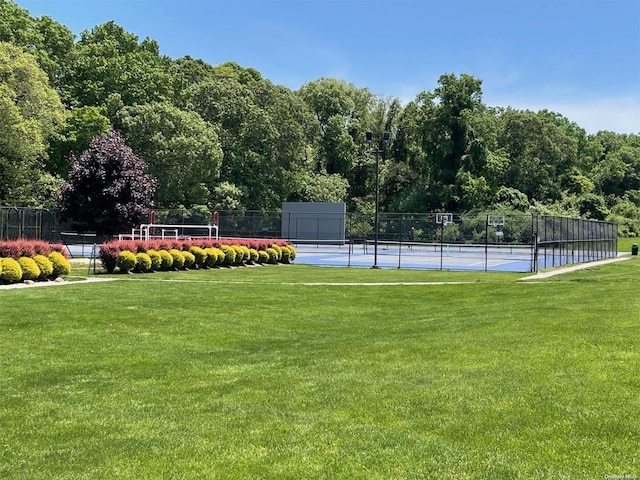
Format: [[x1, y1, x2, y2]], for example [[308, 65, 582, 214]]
[[1, 1, 638, 235], [0, 41, 64, 206]]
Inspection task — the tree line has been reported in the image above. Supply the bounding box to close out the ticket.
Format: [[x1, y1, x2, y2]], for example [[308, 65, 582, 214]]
[[1, 0, 639, 235]]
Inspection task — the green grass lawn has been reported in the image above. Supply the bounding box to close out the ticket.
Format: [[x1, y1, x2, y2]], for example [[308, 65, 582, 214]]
[[618, 236, 639, 254], [1, 261, 638, 479]]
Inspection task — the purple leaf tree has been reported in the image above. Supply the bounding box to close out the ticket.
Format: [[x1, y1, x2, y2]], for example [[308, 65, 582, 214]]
[[59, 131, 157, 236]]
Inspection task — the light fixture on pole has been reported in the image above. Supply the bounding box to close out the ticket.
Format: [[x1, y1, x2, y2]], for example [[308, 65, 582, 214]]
[[366, 130, 390, 269]]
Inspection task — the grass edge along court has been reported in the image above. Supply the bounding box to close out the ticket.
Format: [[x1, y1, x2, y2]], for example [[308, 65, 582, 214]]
[[0, 260, 638, 479]]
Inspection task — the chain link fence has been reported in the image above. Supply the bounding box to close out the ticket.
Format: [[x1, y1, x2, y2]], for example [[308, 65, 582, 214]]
[[0, 206, 618, 272]]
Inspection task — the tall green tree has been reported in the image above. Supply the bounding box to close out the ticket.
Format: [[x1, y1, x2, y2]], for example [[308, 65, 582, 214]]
[[0, 41, 64, 205], [47, 106, 111, 177], [192, 65, 313, 210], [427, 74, 489, 210], [64, 21, 178, 109], [191, 76, 277, 209], [0, 1, 74, 88], [497, 109, 582, 202], [393, 73, 492, 212], [298, 78, 380, 210], [590, 132, 640, 197], [319, 115, 358, 176], [298, 77, 360, 130], [117, 101, 223, 208]]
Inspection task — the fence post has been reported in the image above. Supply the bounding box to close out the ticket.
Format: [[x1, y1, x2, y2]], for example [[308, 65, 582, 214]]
[[531, 213, 540, 273], [530, 213, 536, 273], [347, 213, 352, 267], [587, 222, 593, 262], [543, 216, 547, 270], [551, 216, 555, 267], [580, 218, 584, 263], [440, 220, 444, 271], [560, 216, 565, 264], [484, 214, 489, 272], [398, 215, 403, 269]]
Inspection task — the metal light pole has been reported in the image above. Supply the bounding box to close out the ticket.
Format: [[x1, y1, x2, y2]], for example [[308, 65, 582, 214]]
[[366, 131, 390, 269]]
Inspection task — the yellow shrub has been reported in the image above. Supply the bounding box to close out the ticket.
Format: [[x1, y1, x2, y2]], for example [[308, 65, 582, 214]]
[[33, 254, 54, 279], [48, 252, 71, 276], [19, 257, 41, 281], [1, 258, 23, 283], [116, 250, 137, 273]]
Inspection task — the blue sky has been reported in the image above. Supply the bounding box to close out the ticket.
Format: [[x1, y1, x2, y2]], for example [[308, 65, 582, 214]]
[[17, 0, 640, 134]]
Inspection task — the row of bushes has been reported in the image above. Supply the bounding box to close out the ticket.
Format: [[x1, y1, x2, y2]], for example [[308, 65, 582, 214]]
[[0, 252, 72, 284], [101, 238, 296, 273], [0, 240, 68, 259]]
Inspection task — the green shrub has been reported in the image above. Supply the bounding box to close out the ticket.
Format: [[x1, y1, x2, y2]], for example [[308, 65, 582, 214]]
[[220, 245, 236, 265], [33, 254, 54, 279], [248, 248, 259, 263], [189, 246, 207, 267], [231, 245, 245, 265], [270, 244, 283, 261], [286, 245, 297, 261], [0, 258, 3, 277], [280, 247, 291, 263], [204, 248, 219, 267], [213, 247, 225, 265], [117, 250, 137, 273], [169, 249, 185, 269], [206, 247, 225, 266], [135, 252, 152, 272], [146, 249, 162, 271], [265, 247, 278, 264], [1, 258, 22, 283], [48, 251, 71, 276], [18, 257, 40, 281], [159, 250, 174, 270], [258, 250, 270, 264], [182, 250, 196, 269]]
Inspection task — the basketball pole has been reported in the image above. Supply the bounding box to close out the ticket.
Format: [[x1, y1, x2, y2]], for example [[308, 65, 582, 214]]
[[374, 146, 380, 268], [366, 131, 389, 269]]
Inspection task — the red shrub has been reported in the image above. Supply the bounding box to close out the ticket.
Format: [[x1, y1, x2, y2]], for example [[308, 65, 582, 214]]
[[0, 240, 69, 259]]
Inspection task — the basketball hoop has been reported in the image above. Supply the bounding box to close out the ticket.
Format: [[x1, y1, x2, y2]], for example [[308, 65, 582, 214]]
[[487, 214, 505, 228], [435, 213, 453, 226], [488, 214, 506, 241]]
